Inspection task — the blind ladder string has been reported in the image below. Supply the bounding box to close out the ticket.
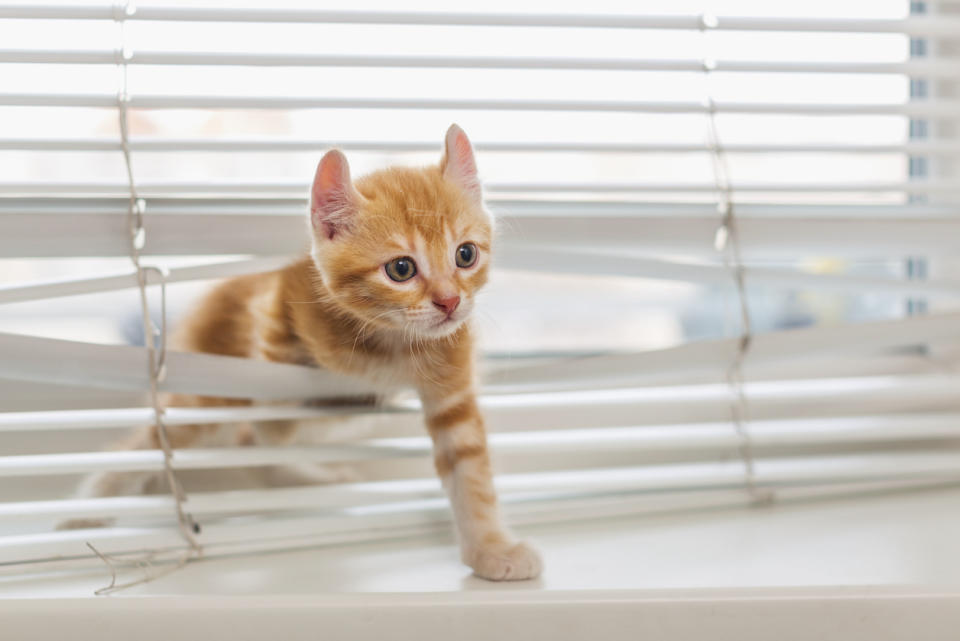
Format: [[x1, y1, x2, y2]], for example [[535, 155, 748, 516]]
[[114, 2, 201, 552], [699, 13, 774, 506]]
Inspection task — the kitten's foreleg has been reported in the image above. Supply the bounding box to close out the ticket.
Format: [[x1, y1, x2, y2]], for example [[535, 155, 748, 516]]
[[420, 386, 542, 581]]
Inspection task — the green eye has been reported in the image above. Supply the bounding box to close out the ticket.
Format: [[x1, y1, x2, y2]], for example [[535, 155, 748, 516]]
[[456, 243, 478, 268], [385, 256, 417, 282]]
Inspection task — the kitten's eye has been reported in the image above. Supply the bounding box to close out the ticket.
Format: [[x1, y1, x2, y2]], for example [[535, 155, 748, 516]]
[[456, 243, 478, 268], [385, 256, 417, 282]]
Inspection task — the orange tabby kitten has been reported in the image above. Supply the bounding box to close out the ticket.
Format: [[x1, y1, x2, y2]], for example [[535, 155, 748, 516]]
[[62, 125, 542, 581]]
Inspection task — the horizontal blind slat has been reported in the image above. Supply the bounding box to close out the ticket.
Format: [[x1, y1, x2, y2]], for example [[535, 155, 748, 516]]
[[0, 257, 291, 304], [5, 180, 960, 196], [5, 197, 955, 218], [2, 94, 957, 117], [4, 139, 960, 155], [5, 211, 960, 258], [2, 50, 958, 77], [0, 7, 955, 36], [0, 331, 377, 400], [1, 318, 958, 405]]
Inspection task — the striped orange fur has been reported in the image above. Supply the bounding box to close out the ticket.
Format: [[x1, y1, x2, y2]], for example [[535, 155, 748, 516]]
[[60, 125, 542, 581]]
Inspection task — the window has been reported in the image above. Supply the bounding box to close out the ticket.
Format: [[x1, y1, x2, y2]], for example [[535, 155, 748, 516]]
[[1, 1, 958, 588]]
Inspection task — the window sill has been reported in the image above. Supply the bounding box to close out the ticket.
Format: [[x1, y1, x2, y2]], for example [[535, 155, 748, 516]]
[[3, 486, 960, 639]]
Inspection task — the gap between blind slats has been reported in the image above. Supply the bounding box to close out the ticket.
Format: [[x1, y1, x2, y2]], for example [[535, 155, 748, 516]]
[[0, 7, 956, 36], [4, 139, 960, 155], [3, 50, 959, 77], [2, 94, 959, 117]]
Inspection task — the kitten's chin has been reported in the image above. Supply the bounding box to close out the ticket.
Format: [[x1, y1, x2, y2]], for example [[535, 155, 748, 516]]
[[416, 316, 467, 339]]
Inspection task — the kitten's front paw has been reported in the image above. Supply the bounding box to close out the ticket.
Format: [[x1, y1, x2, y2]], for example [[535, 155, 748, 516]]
[[55, 517, 114, 531], [465, 541, 543, 581]]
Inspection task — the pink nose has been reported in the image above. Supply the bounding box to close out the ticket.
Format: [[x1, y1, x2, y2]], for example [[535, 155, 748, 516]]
[[432, 295, 461, 316]]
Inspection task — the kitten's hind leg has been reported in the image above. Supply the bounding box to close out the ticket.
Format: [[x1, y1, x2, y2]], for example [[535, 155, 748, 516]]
[[56, 421, 223, 530], [56, 470, 155, 530], [259, 462, 360, 487], [250, 416, 368, 488]]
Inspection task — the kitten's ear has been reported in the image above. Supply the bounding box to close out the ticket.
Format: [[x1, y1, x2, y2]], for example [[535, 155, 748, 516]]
[[441, 124, 481, 203], [310, 149, 364, 240]]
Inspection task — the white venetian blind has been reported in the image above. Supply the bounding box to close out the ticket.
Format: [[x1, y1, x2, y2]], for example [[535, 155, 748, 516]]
[[1, 0, 960, 580]]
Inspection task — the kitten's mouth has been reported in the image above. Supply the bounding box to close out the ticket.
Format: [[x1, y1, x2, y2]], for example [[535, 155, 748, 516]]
[[432, 316, 458, 329], [421, 313, 465, 337]]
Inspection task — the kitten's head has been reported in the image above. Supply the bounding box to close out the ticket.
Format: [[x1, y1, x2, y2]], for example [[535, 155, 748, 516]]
[[308, 124, 493, 339]]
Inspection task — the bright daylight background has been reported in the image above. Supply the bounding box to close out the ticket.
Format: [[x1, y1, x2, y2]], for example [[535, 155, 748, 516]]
[[0, 0, 929, 362]]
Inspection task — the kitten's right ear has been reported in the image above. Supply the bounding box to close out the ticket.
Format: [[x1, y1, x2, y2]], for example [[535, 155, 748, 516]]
[[441, 123, 482, 203], [310, 149, 364, 240]]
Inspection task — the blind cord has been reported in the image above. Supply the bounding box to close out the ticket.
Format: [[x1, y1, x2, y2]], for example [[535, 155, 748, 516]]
[[114, 1, 202, 557], [700, 14, 774, 507]]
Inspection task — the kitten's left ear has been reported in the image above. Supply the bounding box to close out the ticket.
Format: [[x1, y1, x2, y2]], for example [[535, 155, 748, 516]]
[[441, 124, 481, 203]]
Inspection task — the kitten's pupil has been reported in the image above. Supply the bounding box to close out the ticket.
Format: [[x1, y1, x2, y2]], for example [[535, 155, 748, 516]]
[[456, 243, 477, 268], [386, 256, 417, 282]]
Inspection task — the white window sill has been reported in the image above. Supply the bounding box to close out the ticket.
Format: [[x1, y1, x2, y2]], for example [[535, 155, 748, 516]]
[[3, 486, 960, 639]]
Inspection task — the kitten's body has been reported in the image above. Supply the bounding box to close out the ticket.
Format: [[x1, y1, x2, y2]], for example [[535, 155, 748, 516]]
[[63, 126, 542, 581]]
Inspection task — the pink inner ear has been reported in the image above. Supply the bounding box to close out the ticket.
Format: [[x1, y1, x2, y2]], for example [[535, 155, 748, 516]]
[[444, 126, 481, 200], [311, 151, 355, 240], [453, 131, 477, 178]]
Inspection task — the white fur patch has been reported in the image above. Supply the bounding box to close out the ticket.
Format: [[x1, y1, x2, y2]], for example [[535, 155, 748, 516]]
[[424, 387, 472, 417], [432, 419, 484, 455]]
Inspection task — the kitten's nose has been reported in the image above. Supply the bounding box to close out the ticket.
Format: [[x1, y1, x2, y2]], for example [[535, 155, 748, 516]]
[[432, 295, 461, 316]]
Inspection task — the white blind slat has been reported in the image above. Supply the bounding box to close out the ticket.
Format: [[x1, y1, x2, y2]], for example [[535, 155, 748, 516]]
[[1, 312, 958, 399], [3, 93, 959, 117], [5, 180, 960, 196], [5, 139, 960, 155], [0, 7, 957, 36], [3, 49, 960, 78], [4, 211, 960, 258]]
